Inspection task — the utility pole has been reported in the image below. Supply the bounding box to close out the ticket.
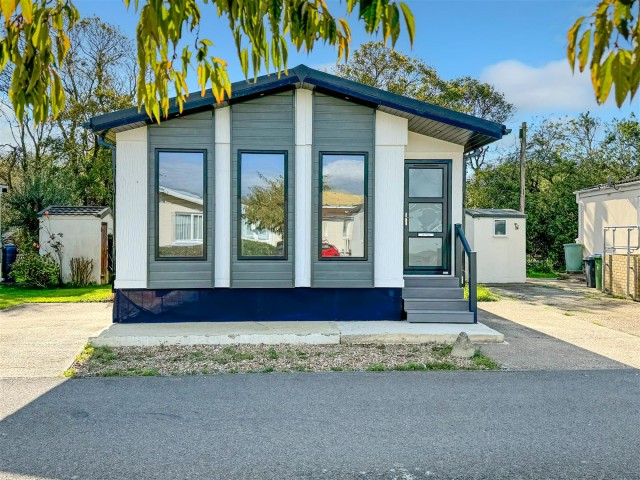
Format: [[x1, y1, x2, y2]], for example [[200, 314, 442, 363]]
[[519, 122, 527, 213]]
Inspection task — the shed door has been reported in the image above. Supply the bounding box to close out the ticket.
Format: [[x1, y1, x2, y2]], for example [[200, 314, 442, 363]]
[[404, 161, 451, 274]]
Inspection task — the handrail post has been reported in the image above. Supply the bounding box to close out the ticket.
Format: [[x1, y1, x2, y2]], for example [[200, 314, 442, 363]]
[[469, 251, 477, 323], [627, 228, 632, 298], [603, 228, 607, 292], [455, 224, 462, 287]]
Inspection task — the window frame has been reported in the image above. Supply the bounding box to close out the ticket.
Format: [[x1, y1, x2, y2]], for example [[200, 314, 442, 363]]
[[173, 212, 204, 244], [318, 151, 368, 262], [494, 219, 507, 237], [155, 148, 208, 261], [237, 149, 289, 261]]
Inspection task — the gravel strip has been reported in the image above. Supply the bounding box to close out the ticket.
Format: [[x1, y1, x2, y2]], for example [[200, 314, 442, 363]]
[[69, 343, 498, 377]]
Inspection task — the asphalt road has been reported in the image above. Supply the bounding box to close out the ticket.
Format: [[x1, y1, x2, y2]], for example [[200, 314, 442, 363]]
[[2, 370, 640, 480]]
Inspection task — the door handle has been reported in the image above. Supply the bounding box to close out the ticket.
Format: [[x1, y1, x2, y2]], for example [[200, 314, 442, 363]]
[[404, 212, 408, 226]]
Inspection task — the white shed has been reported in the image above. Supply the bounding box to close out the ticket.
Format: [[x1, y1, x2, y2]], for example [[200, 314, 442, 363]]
[[465, 209, 527, 283], [38, 206, 113, 285]]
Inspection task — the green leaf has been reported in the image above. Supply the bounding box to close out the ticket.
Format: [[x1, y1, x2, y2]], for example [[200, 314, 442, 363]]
[[567, 16, 584, 70], [1, 0, 17, 22], [578, 30, 591, 72], [19, 0, 31, 23], [399, 2, 415, 45], [611, 50, 631, 107]]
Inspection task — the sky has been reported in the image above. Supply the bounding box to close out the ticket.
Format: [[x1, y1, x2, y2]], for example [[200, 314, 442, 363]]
[[3, 0, 640, 151]]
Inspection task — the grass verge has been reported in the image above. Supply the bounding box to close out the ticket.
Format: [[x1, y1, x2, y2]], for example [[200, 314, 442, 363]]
[[69, 343, 500, 377], [0, 284, 113, 310], [465, 284, 499, 302]]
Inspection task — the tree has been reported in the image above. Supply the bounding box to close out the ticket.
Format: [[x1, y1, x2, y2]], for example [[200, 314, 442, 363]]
[[0, 0, 415, 125], [242, 174, 285, 236], [54, 17, 137, 206], [333, 42, 514, 171], [333, 41, 440, 100], [4, 169, 72, 246], [466, 113, 640, 269], [568, 0, 640, 107]]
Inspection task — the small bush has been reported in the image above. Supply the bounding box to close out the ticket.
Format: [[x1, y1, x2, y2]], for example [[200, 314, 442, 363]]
[[527, 258, 558, 278], [69, 257, 94, 286], [10, 253, 60, 288]]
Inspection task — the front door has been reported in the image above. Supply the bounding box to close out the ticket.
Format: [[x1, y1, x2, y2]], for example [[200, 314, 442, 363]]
[[404, 160, 451, 274]]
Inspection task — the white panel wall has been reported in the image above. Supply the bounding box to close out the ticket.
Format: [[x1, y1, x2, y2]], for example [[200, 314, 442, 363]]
[[114, 127, 148, 288], [214, 107, 231, 287], [405, 131, 465, 276], [466, 214, 527, 283], [295, 89, 313, 286], [374, 111, 408, 287], [575, 183, 640, 256]]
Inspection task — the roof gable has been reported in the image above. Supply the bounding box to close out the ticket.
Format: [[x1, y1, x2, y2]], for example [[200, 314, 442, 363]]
[[88, 64, 509, 152]]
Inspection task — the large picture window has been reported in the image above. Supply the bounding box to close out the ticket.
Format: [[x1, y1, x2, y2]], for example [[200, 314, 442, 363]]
[[320, 153, 367, 260], [239, 151, 287, 259], [157, 150, 206, 259]]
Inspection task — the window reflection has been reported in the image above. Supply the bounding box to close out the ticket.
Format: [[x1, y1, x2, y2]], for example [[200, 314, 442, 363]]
[[240, 152, 286, 258], [158, 151, 205, 258], [321, 153, 366, 259]]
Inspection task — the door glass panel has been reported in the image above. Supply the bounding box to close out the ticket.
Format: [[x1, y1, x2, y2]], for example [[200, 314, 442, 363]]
[[409, 168, 442, 198], [409, 203, 442, 232], [408, 238, 443, 267]]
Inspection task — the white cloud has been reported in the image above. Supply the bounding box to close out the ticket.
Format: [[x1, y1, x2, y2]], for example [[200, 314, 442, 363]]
[[480, 59, 603, 113]]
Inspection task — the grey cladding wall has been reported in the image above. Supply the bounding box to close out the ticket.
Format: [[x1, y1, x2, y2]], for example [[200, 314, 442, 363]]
[[231, 91, 295, 288], [312, 92, 375, 287], [147, 111, 215, 289]]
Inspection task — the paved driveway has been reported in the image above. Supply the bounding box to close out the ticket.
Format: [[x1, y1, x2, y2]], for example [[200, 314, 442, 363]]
[[481, 278, 640, 369], [0, 303, 112, 378], [2, 371, 640, 479]]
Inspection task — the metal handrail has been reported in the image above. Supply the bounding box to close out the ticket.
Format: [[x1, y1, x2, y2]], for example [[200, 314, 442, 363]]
[[603, 225, 640, 299], [454, 223, 477, 323]]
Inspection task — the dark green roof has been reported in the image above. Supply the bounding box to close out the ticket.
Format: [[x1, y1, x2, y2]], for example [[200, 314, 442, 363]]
[[87, 64, 509, 151]]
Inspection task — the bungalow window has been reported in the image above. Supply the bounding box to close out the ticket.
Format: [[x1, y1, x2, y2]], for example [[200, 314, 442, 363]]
[[320, 153, 367, 259], [175, 213, 203, 243], [156, 150, 206, 259], [238, 151, 287, 259], [494, 219, 507, 236]]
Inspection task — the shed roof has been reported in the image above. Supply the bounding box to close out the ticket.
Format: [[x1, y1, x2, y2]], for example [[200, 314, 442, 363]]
[[87, 64, 509, 152], [574, 176, 640, 195], [37, 206, 111, 219], [465, 208, 527, 219]]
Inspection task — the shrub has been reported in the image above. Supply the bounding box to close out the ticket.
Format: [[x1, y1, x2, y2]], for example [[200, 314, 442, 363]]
[[10, 253, 60, 288], [69, 257, 94, 286]]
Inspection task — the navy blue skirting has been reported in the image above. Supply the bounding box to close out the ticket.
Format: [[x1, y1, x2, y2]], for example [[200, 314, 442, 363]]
[[113, 288, 403, 323]]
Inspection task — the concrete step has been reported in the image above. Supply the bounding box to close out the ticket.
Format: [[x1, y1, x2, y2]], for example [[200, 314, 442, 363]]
[[406, 311, 475, 324], [403, 298, 470, 311], [402, 287, 464, 299], [403, 276, 460, 288]]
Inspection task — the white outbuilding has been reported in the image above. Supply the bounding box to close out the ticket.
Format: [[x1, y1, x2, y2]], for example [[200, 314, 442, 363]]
[[465, 209, 527, 283], [38, 206, 113, 285]]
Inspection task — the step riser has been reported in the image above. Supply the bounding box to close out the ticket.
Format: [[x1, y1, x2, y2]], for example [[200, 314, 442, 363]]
[[404, 300, 470, 311], [406, 312, 475, 324], [402, 287, 464, 299], [404, 277, 460, 288]]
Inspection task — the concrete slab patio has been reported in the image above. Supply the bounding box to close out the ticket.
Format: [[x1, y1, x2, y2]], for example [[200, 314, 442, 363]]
[[91, 320, 504, 347]]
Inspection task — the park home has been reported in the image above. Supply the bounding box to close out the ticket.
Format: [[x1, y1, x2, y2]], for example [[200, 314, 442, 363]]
[[88, 65, 508, 323]]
